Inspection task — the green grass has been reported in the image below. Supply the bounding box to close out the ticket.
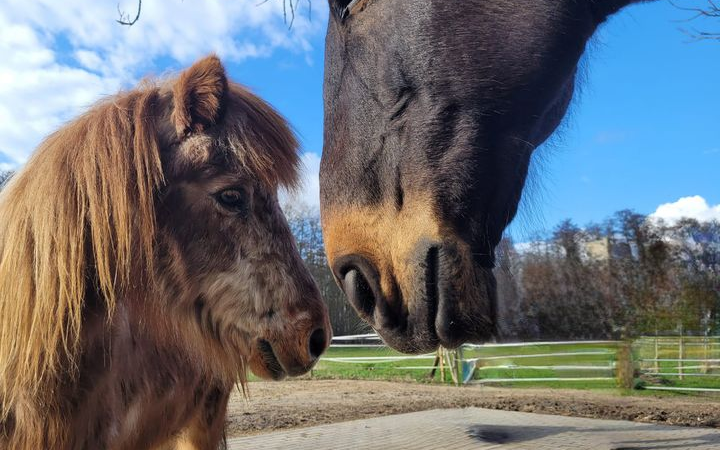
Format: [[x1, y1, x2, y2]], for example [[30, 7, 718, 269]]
[[634, 337, 720, 389], [303, 339, 720, 394], [312, 346, 437, 382], [310, 343, 619, 385]]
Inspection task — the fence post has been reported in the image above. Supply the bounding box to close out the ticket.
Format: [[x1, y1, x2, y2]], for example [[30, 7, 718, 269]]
[[616, 341, 634, 389], [455, 346, 464, 386], [678, 335, 684, 381], [439, 347, 445, 383], [654, 335, 659, 374]]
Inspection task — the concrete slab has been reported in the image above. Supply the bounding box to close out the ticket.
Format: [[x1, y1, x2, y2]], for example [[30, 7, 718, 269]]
[[227, 408, 720, 450]]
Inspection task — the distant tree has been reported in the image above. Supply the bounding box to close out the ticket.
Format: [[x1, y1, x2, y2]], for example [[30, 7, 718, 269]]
[[283, 201, 720, 340], [495, 237, 525, 338], [668, 219, 720, 334], [0, 171, 13, 189], [506, 210, 719, 341], [283, 203, 368, 336]]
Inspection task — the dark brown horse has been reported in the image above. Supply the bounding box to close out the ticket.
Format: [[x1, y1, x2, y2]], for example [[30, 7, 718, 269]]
[[321, 0, 652, 353], [0, 55, 330, 450]]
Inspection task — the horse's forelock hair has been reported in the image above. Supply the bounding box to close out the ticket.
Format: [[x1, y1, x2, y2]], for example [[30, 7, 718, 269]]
[[0, 85, 164, 419]]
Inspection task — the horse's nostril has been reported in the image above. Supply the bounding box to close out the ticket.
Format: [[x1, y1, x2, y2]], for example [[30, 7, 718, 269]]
[[343, 268, 376, 320], [308, 328, 327, 360]]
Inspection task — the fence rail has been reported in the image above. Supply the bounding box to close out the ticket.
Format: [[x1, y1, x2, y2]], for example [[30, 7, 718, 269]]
[[315, 335, 720, 393]]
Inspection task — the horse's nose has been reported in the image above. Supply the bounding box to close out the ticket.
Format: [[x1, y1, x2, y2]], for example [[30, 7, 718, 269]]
[[334, 256, 403, 330]]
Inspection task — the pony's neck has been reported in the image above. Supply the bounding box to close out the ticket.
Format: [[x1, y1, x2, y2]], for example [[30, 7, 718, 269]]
[[64, 299, 206, 449], [3, 294, 222, 450]]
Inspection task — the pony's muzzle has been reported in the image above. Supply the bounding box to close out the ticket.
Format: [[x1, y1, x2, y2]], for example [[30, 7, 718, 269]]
[[250, 322, 331, 380]]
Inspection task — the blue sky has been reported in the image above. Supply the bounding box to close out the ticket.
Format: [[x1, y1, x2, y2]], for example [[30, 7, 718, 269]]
[[0, 0, 718, 239], [511, 0, 720, 237]]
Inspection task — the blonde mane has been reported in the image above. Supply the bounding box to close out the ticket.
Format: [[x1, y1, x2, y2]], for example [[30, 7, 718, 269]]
[[0, 86, 164, 419]]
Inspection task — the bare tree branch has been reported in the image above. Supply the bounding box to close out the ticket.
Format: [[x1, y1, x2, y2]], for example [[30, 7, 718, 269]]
[[117, 0, 142, 26], [257, 0, 312, 29], [671, 0, 720, 41], [117, 0, 312, 28], [671, 0, 720, 18]]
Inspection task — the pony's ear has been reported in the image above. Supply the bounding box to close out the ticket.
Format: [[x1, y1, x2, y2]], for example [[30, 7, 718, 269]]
[[172, 54, 228, 136]]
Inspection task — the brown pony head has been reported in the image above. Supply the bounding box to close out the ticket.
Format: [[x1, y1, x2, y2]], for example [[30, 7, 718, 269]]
[[0, 55, 331, 434], [156, 56, 332, 381]]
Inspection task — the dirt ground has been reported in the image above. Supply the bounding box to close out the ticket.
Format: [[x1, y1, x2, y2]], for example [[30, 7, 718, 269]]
[[225, 379, 720, 437]]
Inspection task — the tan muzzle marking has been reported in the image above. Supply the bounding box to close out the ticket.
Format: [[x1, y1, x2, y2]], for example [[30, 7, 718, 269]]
[[321, 194, 442, 305]]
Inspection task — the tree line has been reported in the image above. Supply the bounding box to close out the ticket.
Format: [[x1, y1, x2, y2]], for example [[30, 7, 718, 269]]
[[0, 171, 12, 187], [284, 205, 719, 340], [283, 203, 370, 336], [497, 211, 720, 340]]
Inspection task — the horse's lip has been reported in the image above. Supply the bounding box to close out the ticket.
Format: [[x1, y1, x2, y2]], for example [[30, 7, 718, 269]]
[[371, 245, 497, 353], [256, 339, 287, 380]]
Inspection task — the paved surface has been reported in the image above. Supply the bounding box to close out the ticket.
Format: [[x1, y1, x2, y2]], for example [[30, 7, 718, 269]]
[[227, 408, 720, 449]]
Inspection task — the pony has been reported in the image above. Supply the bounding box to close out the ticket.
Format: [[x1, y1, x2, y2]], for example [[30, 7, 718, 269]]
[[320, 0, 654, 352], [0, 55, 331, 450]]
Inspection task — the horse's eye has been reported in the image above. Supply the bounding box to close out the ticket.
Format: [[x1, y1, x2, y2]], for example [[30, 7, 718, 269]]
[[337, 0, 364, 21], [214, 189, 246, 213], [334, 0, 353, 11]]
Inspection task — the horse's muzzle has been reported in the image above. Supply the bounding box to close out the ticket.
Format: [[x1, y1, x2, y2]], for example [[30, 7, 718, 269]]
[[334, 241, 496, 353]]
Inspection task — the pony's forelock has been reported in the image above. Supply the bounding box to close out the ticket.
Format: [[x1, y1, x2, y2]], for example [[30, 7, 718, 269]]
[[220, 83, 301, 191]]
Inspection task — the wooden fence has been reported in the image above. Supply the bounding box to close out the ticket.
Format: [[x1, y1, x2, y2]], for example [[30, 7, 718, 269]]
[[634, 335, 720, 392]]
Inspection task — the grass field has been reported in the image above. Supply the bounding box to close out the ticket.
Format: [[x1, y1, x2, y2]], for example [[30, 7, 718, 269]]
[[307, 338, 720, 393], [634, 337, 720, 390]]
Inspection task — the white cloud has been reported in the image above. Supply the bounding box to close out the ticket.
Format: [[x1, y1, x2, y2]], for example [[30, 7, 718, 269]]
[[0, 0, 327, 164], [73, 50, 103, 70], [513, 240, 554, 255], [281, 151, 321, 210], [0, 15, 121, 165], [650, 196, 720, 224]]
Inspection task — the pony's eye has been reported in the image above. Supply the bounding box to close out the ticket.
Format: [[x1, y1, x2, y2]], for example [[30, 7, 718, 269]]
[[214, 189, 246, 213]]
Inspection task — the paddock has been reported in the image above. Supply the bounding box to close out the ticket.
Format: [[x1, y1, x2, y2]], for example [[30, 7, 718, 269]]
[[222, 335, 720, 447], [228, 382, 720, 450], [227, 407, 720, 450], [223, 379, 720, 437]]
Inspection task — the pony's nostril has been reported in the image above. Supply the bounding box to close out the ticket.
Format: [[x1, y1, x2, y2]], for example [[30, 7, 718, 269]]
[[308, 328, 327, 360], [343, 268, 376, 320]]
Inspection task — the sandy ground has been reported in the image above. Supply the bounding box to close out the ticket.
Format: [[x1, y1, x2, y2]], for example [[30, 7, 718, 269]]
[[225, 379, 720, 437]]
